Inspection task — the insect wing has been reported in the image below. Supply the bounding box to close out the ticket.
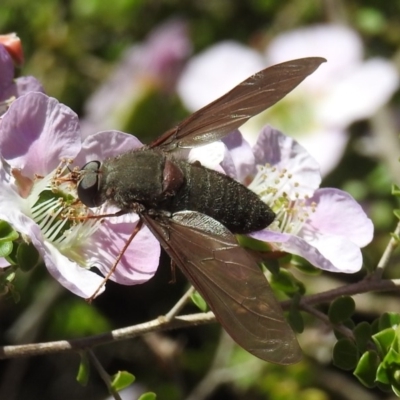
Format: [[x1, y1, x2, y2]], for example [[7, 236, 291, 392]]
[[142, 211, 302, 364], [150, 57, 325, 150]]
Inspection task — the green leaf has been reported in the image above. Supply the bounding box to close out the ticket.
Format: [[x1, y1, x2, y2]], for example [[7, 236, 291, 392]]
[[354, 350, 380, 388], [138, 392, 157, 400], [270, 269, 305, 296], [288, 308, 304, 334], [5, 242, 19, 265], [392, 184, 400, 196], [16, 242, 40, 272], [328, 296, 356, 324], [76, 352, 90, 386], [373, 328, 396, 356], [191, 291, 208, 312], [334, 319, 356, 341], [0, 241, 13, 258], [262, 259, 280, 276], [354, 322, 372, 353], [379, 313, 400, 331], [393, 210, 400, 220], [111, 371, 135, 392], [0, 220, 18, 242], [290, 255, 321, 275], [333, 338, 359, 371], [287, 293, 304, 333], [236, 234, 273, 252]]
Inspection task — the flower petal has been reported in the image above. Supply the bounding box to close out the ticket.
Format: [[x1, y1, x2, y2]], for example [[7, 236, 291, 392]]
[[318, 58, 399, 127], [295, 128, 348, 176], [90, 220, 160, 285], [177, 41, 265, 111], [253, 126, 321, 197], [41, 241, 106, 298], [222, 130, 256, 181], [306, 188, 373, 247], [75, 130, 143, 167], [266, 24, 363, 89], [250, 229, 359, 273], [187, 141, 226, 172], [0, 92, 81, 177], [15, 76, 45, 97]]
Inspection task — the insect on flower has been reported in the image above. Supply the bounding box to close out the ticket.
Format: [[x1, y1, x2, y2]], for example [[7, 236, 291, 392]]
[[77, 57, 326, 364]]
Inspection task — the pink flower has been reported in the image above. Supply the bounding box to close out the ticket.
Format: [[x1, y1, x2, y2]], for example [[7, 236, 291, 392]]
[[221, 126, 373, 273], [81, 19, 191, 137], [177, 25, 398, 175], [0, 92, 160, 297]]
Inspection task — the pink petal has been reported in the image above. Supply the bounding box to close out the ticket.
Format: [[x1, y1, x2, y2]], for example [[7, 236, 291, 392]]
[[177, 41, 265, 111], [306, 188, 373, 247], [295, 128, 348, 176], [89, 220, 160, 285], [222, 130, 256, 182], [266, 24, 362, 90], [253, 126, 321, 197], [40, 241, 106, 298], [0, 92, 81, 177], [75, 130, 143, 167], [318, 58, 399, 127]]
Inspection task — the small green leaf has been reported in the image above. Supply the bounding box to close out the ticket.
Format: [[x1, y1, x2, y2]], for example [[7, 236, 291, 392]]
[[379, 313, 400, 331], [328, 296, 356, 324], [76, 352, 90, 386], [16, 242, 40, 272], [290, 255, 321, 275], [270, 269, 305, 296], [334, 319, 356, 341], [191, 291, 208, 312], [393, 210, 400, 220], [354, 322, 372, 353], [111, 371, 135, 392], [371, 318, 380, 335], [5, 242, 19, 265], [354, 350, 380, 388], [0, 241, 13, 258], [392, 184, 400, 196], [263, 259, 280, 275], [287, 293, 304, 333], [0, 220, 18, 242], [373, 328, 396, 356], [138, 392, 157, 400], [288, 308, 304, 333], [333, 338, 359, 371], [236, 234, 273, 252]]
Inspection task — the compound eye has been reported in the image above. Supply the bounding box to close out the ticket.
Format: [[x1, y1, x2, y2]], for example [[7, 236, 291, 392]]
[[77, 161, 104, 208]]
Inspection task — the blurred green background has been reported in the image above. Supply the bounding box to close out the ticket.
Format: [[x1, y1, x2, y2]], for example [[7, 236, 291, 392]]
[[1, 1, 400, 399]]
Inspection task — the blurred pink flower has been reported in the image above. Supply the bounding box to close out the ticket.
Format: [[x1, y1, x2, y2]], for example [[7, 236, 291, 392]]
[[81, 18, 191, 137], [177, 25, 398, 175]]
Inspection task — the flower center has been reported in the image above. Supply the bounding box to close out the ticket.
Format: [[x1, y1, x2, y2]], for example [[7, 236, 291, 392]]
[[248, 163, 316, 235], [27, 160, 102, 266]]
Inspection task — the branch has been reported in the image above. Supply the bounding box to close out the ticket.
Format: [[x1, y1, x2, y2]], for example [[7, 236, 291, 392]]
[[1, 277, 400, 360]]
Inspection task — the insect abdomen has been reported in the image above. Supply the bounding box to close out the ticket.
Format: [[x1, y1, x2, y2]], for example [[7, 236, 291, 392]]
[[169, 161, 275, 234]]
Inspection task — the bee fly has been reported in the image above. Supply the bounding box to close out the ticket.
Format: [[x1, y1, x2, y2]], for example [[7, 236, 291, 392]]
[[77, 57, 326, 364]]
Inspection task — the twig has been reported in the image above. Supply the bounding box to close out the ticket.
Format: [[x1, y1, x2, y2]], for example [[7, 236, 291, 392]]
[[164, 286, 195, 321], [373, 219, 400, 279], [300, 303, 354, 340], [88, 350, 122, 400]]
